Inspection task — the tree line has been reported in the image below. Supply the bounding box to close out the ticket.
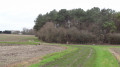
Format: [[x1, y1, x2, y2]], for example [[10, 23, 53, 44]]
[[34, 7, 120, 44]]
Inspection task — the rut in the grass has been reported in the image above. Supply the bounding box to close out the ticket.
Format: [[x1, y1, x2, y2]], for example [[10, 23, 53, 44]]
[[40, 47, 93, 67]]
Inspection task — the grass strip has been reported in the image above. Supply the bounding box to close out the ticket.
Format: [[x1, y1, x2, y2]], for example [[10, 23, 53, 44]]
[[41, 46, 96, 67], [28, 45, 77, 67], [91, 46, 119, 67]]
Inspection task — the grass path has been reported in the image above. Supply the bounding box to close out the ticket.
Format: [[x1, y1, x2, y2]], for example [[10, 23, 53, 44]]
[[40, 46, 95, 67], [91, 46, 119, 67], [29, 44, 119, 67]]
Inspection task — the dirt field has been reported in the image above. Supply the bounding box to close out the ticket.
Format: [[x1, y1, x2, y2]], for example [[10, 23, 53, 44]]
[[110, 48, 120, 65], [0, 45, 65, 67]]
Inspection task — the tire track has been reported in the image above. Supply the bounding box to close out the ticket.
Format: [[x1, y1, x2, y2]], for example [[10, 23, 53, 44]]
[[41, 47, 94, 67]]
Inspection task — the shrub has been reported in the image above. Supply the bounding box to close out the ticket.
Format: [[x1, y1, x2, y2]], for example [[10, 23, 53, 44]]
[[37, 22, 96, 44], [66, 27, 80, 43], [79, 30, 96, 43], [37, 22, 58, 42], [22, 28, 34, 35], [57, 27, 67, 43], [106, 33, 120, 44], [66, 27, 96, 43]]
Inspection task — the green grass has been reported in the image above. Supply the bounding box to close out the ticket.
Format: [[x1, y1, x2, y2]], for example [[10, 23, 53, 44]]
[[40, 46, 96, 67], [91, 46, 119, 67], [28, 44, 119, 67], [29, 45, 77, 67]]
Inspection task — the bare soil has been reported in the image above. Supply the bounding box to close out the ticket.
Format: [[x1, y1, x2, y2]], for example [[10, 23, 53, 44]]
[[0, 45, 65, 67], [110, 48, 120, 65]]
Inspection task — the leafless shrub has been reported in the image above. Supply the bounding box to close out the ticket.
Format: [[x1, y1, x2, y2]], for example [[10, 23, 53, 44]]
[[57, 27, 67, 43], [106, 33, 120, 44], [37, 22, 96, 44], [38, 22, 58, 42], [22, 28, 34, 35], [66, 27, 96, 43]]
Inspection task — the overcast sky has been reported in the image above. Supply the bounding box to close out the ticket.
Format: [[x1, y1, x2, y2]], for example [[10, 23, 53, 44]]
[[0, 0, 120, 31]]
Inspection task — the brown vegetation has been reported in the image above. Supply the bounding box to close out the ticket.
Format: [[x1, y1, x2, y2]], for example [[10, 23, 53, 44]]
[[36, 22, 96, 44], [106, 33, 120, 44], [0, 34, 35, 42]]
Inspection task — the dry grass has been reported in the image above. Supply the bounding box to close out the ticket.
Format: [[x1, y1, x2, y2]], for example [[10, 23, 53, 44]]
[[0, 34, 36, 42]]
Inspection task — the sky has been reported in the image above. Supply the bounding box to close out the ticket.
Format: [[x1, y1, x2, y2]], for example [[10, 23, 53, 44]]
[[0, 0, 120, 31]]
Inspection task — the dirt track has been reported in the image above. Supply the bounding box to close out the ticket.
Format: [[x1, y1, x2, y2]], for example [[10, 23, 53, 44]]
[[0, 45, 65, 67], [110, 48, 120, 66]]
